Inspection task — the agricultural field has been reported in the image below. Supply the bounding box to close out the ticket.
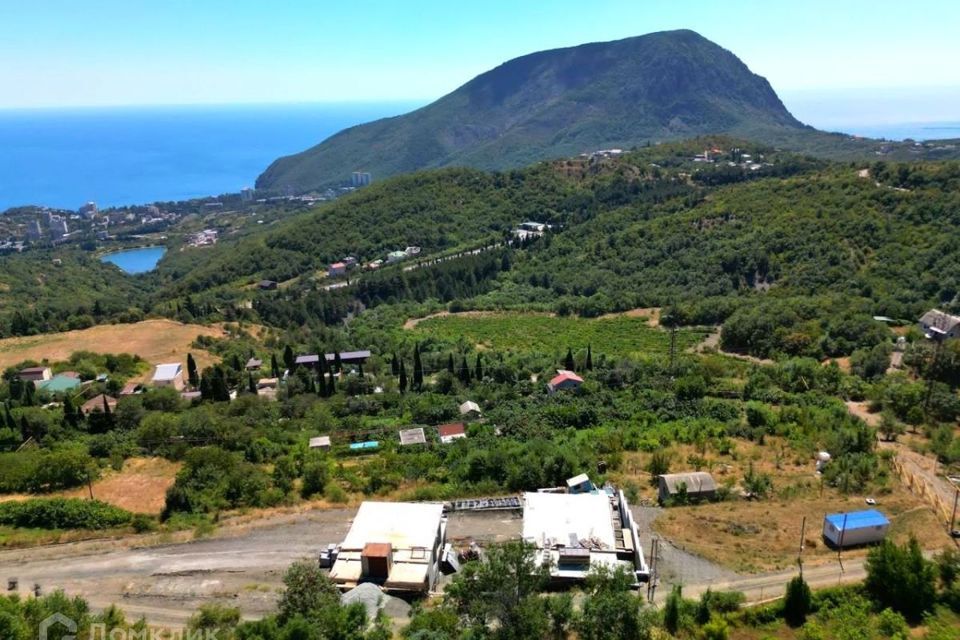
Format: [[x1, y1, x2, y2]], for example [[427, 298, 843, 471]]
[[408, 311, 707, 359], [0, 319, 224, 378]]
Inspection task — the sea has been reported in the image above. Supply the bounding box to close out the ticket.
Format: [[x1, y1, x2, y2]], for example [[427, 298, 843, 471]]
[[0, 102, 422, 212], [0, 101, 956, 213]]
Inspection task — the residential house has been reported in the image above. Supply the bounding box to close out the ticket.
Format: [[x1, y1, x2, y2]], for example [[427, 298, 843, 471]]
[[245, 358, 262, 371], [295, 354, 320, 368], [437, 422, 467, 444], [918, 309, 960, 340], [329, 501, 447, 593], [547, 370, 583, 394], [328, 262, 347, 277], [152, 363, 185, 390], [258, 280, 278, 291], [81, 394, 118, 414], [458, 401, 481, 418], [19, 367, 52, 384]]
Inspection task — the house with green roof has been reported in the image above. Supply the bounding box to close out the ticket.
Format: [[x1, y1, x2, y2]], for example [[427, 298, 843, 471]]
[[38, 374, 82, 394]]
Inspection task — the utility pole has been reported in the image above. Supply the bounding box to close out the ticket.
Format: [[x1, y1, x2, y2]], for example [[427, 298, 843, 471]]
[[647, 538, 659, 603], [797, 516, 807, 579], [951, 488, 959, 533]]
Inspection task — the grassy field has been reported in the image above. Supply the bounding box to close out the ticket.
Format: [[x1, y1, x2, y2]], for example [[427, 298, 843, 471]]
[[0, 319, 224, 379], [628, 440, 952, 573], [408, 311, 707, 358]]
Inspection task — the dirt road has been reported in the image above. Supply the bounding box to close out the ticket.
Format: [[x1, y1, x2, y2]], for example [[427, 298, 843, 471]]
[[0, 509, 523, 628]]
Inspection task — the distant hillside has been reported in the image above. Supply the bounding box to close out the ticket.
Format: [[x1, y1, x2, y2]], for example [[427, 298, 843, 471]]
[[257, 30, 811, 192]]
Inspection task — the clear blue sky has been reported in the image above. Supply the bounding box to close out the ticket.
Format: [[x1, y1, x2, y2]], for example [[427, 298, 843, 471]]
[[3, 0, 959, 109]]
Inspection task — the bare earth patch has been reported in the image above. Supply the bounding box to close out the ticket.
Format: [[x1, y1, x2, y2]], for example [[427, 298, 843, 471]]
[[0, 319, 225, 379], [63, 457, 181, 514], [402, 309, 554, 330]]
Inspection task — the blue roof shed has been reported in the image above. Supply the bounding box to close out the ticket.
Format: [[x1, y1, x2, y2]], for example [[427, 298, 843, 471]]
[[824, 509, 889, 530]]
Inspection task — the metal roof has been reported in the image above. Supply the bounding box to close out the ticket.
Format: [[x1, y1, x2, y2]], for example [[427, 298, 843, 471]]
[[295, 354, 320, 364], [309, 436, 331, 448], [459, 401, 481, 415], [824, 509, 889, 530], [522, 492, 616, 550], [38, 375, 81, 393], [152, 363, 182, 381], [658, 472, 717, 495], [399, 428, 427, 446]]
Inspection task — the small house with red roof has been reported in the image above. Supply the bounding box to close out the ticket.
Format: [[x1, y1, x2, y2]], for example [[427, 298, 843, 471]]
[[437, 422, 467, 444], [547, 370, 583, 394]]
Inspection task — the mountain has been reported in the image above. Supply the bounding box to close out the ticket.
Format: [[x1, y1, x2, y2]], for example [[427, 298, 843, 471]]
[[257, 30, 810, 192]]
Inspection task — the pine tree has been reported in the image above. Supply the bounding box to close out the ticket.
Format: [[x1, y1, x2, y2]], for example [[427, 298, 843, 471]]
[[447, 354, 455, 374], [391, 353, 399, 376], [187, 353, 199, 388], [564, 348, 575, 372], [270, 353, 280, 378], [586, 345, 593, 371], [413, 344, 423, 390], [283, 345, 295, 372], [399, 360, 408, 394], [475, 354, 483, 381]]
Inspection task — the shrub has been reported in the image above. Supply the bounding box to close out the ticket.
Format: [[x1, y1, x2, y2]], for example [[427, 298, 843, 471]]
[[783, 575, 812, 626], [0, 498, 132, 530]]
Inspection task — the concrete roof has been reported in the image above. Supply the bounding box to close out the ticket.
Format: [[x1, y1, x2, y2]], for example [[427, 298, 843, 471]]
[[522, 492, 616, 550], [152, 363, 182, 381], [341, 502, 444, 551]]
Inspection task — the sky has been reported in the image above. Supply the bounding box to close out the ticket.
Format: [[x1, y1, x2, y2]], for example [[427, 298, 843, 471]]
[[2, 0, 959, 121]]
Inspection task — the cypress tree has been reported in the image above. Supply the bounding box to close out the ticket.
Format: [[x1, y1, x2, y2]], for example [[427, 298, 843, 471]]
[[4, 403, 16, 430], [328, 370, 336, 395], [447, 354, 455, 374], [22, 380, 35, 406], [458, 356, 471, 384], [391, 353, 399, 376], [585, 345, 593, 371], [270, 353, 280, 378], [102, 395, 111, 415], [248, 374, 257, 395], [187, 353, 199, 388], [399, 360, 408, 394], [475, 354, 483, 381], [62, 395, 78, 428], [283, 345, 296, 372], [564, 348, 575, 372], [231, 354, 242, 373], [358, 363, 364, 379], [334, 352, 343, 373], [413, 344, 423, 390], [212, 367, 230, 402], [199, 371, 213, 401], [20, 415, 30, 441]]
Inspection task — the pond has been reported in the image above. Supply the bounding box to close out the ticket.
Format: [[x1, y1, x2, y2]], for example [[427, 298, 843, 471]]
[[100, 246, 167, 274]]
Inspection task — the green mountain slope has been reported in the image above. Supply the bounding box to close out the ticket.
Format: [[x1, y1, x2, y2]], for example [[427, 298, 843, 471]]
[[257, 30, 811, 192]]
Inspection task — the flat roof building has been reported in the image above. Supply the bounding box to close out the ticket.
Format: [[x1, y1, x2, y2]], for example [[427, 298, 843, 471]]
[[329, 501, 447, 593], [522, 489, 648, 584]]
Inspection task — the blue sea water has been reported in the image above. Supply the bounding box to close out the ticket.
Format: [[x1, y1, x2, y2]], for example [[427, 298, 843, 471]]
[[100, 246, 168, 274], [0, 102, 421, 212]]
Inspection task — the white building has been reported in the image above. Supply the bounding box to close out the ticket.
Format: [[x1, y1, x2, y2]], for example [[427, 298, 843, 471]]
[[329, 502, 447, 593], [522, 489, 649, 584], [151, 363, 184, 390]]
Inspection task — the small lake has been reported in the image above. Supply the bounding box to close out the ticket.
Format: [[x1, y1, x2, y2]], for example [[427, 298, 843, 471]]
[[100, 246, 167, 274]]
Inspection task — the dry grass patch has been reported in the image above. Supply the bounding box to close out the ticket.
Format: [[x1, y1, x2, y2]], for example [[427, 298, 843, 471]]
[[61, 457, 180, 514], [615, 439, 950, 573], [0, 319, 225, 380]]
